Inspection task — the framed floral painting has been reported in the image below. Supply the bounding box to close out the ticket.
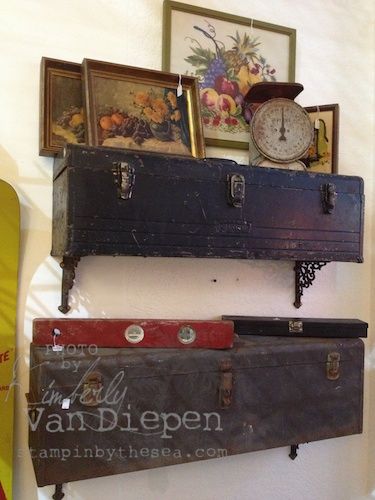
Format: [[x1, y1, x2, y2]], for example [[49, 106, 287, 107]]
[[162, 1, 296, 149], [82, 59, 205, 158], [302, 104, 339, 174], [39, 57, 85, 156]]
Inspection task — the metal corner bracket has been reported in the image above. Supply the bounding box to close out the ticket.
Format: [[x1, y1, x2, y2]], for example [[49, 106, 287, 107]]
[[294, 261, 329, 308]]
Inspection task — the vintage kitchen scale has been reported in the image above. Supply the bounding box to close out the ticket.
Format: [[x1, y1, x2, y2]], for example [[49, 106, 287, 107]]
[[244, 81, 313, 170]]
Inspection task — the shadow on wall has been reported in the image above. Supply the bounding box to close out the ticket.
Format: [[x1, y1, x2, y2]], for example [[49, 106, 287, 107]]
[[23, 252, 335, 320], [39, 255, 295, 319]]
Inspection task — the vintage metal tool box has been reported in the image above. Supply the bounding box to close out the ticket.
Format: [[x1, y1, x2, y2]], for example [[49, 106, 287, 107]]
[[28, 329, 364, 488], [53, 144, 364, 263], [223, 316, 368, 338], [52, 144, 364, 312]]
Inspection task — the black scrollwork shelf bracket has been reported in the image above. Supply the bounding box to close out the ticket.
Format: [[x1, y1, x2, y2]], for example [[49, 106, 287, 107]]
[[294, 261, 329, 308], [58, 256, 80, 314]]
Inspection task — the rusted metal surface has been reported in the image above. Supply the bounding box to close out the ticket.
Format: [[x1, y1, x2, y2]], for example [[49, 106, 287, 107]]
[[32, 318, 234, 349], [58, 256, 80, 314], [326, 352, 341, 380], [52, 144, 364, 263], [28, 335, 364, 487]]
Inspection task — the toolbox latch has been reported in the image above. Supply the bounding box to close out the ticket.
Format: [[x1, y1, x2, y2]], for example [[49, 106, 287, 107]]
[[228, 174, 245, 208], [289, 320, 303, 333], [112, 161, 135, 199], [219, 359, 233, 409], [326, 352, 340, 380], [321, 183, 337, 214], [82, 372, 103, 406]]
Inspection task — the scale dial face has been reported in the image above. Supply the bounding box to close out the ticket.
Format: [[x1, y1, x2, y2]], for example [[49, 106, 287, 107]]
[[250, 98, 313, 163]]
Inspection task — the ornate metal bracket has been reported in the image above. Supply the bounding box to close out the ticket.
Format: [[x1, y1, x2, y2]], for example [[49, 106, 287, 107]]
[[58, 256, 80, 314], [52, 484, 64, 500], [294, 261, 329, 308]]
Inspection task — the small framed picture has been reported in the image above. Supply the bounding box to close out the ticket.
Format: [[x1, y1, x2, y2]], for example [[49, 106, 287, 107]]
[[302, 104, 339, 174], [82, 59, 205, 158], [39, 57, 84, 156], [162, 0, 296, 149]]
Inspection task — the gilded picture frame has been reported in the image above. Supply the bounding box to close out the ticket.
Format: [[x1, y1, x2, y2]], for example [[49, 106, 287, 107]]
[[162, 0, 296, 149], [39, 57, 84, 157], [82, 59, 205, 158], [302, 104, 339, 174]]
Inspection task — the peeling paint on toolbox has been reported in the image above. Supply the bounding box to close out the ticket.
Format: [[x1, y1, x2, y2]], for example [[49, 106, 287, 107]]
[[28, 335, 364, 487], [52, 144, 364, 263]]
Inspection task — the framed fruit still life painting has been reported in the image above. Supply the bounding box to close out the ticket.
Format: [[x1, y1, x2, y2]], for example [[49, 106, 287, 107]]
[[39, 57, 85, 156], [82, 59, 205, 158], [162, 1, 296, 149], [302, 104, 339, 174]]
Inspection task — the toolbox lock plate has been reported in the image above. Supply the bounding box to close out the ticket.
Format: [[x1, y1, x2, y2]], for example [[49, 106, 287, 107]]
[[228, 174, 245, 208], [289, 320, 303, 333], [219, 359, 233, 409], [112, 161, 135, 199], [82, 372, 103, 406], [326, 352, 340, 380]]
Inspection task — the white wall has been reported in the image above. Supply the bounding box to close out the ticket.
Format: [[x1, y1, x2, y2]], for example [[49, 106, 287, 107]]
[[0, 0, 374, 499]]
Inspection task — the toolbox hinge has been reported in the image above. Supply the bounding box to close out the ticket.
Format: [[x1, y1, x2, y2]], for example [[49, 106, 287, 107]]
[[219, 359, 233, 409], [326, 352, 340, 380], [112, 161, 135, 199], [227, 173, 245, 208]]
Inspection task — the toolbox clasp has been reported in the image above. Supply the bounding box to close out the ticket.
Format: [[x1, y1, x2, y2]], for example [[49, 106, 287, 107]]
[[112, 161, 135, 199], [82, 372, 103, 406], [321, 183, 337, 214], [219, 359, 233, 409], [326, 352, 340, 380], [289, 320, 303, 334], [228, 174, 245, 208]]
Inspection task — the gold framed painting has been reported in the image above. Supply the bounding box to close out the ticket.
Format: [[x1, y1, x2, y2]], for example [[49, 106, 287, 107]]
[[39, 57, 84, 157], [82, 59, 205, 158], [162, 0, 296, 149], [302, 104, 339, 173]]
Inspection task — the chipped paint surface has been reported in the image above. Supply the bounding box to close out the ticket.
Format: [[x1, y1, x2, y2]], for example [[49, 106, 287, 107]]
[[53, 144, 364, 265]]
